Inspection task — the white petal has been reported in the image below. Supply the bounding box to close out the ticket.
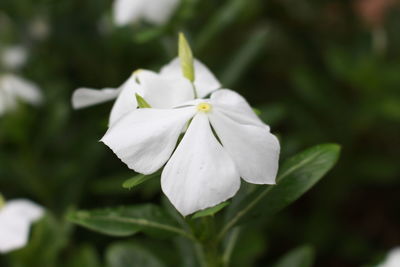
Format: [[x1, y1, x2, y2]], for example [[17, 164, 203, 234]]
[[209, 110, 280, 184], [378, 247, 400, 267], [161, 113, 240, 216], [1, 46, 28, 70], [1, 74, 42, 106], [142, 0, 180, 25], [113, 0, 145, 26], [0, 199, 44, 253], [160, 58, 221, 98], [0, 78, 17, 115], [101, 107, 195, 174], [72, 87, 120, 109], [139, 70, 194, 109], [2, 200, 44, 222], [109, 75, 140, 126], [210, 89, 266, 128]]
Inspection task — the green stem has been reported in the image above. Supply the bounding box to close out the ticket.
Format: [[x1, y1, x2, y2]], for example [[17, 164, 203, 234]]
[[222, 228, 240, 267], [198, 217, 223, 267], [202, 240, 222, 267], [192, 83, 198, 99]]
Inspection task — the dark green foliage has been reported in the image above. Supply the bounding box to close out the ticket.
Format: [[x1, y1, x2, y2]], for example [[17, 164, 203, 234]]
[[1, 0, 399, 266]]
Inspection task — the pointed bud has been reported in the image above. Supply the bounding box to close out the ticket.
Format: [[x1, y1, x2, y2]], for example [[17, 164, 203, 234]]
[[0, 194, 5, 209], [135, 93, 152, 108], [178, 32, 195, 82]]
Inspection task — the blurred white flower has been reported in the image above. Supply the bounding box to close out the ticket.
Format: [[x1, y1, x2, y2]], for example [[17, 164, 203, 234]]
[[1, 46, 27, 70], [113, 0, 180, 26], [378, 247, 400, 267], [29, 17, 50, 41], [71, 58, 220, 126], [0, 74, 43, 116], [0, 197, 44, 253], [101, 89, 280, 216]]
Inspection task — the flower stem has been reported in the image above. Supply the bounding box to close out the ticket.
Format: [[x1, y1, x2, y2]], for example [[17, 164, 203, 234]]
[[198, 217, 223, 267]]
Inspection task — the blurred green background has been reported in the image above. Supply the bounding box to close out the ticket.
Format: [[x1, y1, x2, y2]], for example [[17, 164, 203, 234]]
[[0, 0, 399, 266]]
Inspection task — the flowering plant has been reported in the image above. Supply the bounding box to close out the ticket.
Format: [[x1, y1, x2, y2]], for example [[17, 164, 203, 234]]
[[68, 34, 340, 266]]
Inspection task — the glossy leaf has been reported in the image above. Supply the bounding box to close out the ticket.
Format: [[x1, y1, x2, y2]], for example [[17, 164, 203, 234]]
[[106, 241, 165, 267], [68, 204, 192, 239], [220, 144, 341, 238]]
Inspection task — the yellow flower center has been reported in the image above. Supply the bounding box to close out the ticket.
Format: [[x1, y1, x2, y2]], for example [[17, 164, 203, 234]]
[[197, 102, 212, 113]]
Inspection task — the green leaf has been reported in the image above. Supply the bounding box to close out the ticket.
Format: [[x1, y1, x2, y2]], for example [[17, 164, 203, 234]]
[[67, 204, 193, 239], [273, 245, 314, 267], [66, 245, 100, 267], [221, 27, 270, 87], [178, 32, 195, 82], [195, 0, 247, 51], [220, 144, 341, 239], [106, 241, 166, 267], [135, 93, 152, 108], [192, 201, 230, 219], [122, 172, 159, 190]]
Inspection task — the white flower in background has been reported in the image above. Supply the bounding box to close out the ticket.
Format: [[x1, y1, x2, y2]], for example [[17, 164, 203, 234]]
[[113, 0, 180, 26], [0, 196, 44, 253], [29, 17, 50, 41], [378, 247, 400, 267], [101, 89, 280, 216], [71, 58, 220, 126], [0, 74, 43, 116], [1, 46, 27, 70]]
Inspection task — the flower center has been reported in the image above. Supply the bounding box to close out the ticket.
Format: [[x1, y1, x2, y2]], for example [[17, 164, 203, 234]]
[[197, 102, 212, 113]]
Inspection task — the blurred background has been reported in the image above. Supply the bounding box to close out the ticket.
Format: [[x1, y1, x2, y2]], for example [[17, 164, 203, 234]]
[[0, 0, 399, 266]]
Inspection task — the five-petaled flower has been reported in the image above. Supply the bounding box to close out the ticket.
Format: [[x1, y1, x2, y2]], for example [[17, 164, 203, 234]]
[[101, 89, 280, 216], [0, 197, 44, 253], [72, 58, 221, 126]]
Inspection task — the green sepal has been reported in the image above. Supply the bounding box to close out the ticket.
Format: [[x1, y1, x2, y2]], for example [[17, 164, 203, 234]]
[[220, 144, 341, 239], [192, 201, 230, 219], [135, 93, 152, 108], [122, 172, 160, 190], [178, 32, 195, 82], [252, 108, 261, 116]]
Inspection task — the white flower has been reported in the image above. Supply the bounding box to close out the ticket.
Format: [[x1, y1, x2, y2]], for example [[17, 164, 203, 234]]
[[71, 58, 220, 126], [0, 74, 43, 116], [29, 17, 50, 41], [113, 0, 180, 26], [1, 46, 28, 70], [378, 247, 400, 267], [0, 198, 44, 253], [101, 89, 280, 216]]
